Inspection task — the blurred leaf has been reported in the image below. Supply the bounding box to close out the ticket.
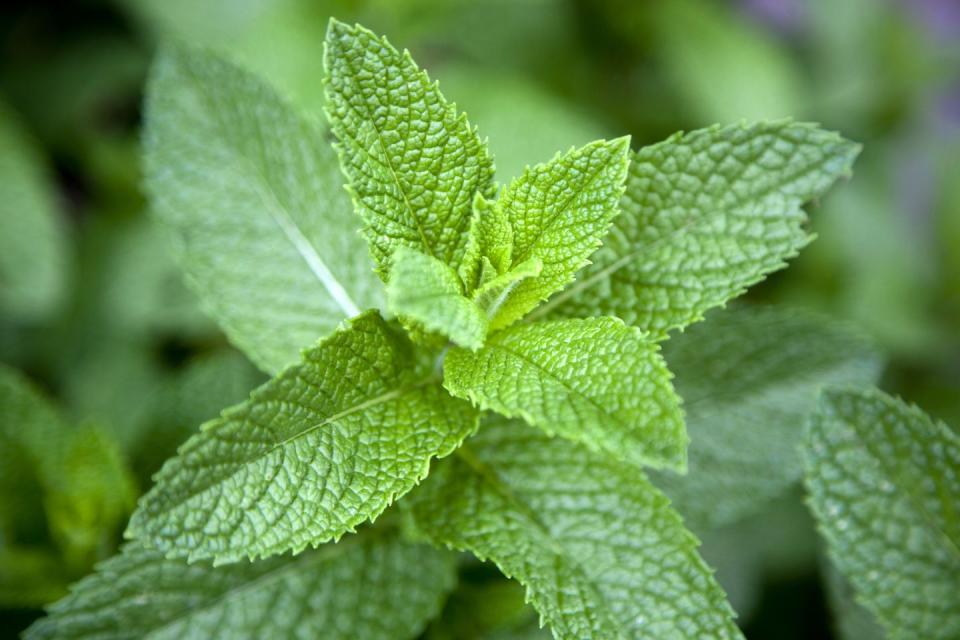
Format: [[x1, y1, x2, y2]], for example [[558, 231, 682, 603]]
[[43, 424, 138, 574], [650, 0, 806, 125], [0, 546, 68, 609], [804, 388, 960, 638], [119, 0, 336, 113], [0, 100, 67, 320], [144, 43, 382, 373], [821, 558, 886, 640], [436, 67, 609, 181], [425, 575, 549, 640], [651, 305, 882, 530], [132, 348, 264, 482], [0, 365, 136, 577]]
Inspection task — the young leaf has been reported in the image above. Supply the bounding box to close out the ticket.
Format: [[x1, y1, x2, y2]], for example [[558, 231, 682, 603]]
[[444, 317, 686, 471], [459, 194, 514, 293], [489, 137, 631, 330], [127, 311, 478, 563], [387, 246, 488, 350], [804, 388, 960, 639], [27, 534, 454, 640], [0, 366, 137, 572], [0, 100, 66, 319], [324, 20, 496, 276], [409, 417, 742, 640], [651, 305, 882, 530], [535, 122, 860, 335], [471, 256, 543, 321], [144, 43, 382, 374]]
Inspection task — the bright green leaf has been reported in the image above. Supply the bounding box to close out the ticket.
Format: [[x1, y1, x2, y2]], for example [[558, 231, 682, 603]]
[[0, 100, 66, 319], [387, 246, 488, 350], [444, 317, 686, 471], [489, 137, 631, 330], [804, 388, 960, 639], [409, 417, 742, 640], [536, 122, 860, 335], [459, 193, 514, 293], [324, 19, 495, 276], [652, 305, 882, 530], [127, 311, 478, 563], [144, 43, 382, 374], [27, 533, 454, 640], [472, 257, 543, 322]]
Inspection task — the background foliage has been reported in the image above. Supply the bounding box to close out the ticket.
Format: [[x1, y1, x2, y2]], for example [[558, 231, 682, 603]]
[[0, 0, 957, 637]]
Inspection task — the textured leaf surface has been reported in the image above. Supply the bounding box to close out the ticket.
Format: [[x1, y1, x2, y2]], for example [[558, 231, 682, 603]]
[[410, 417, 742, 639], [536, 122, 859, 335], [324, 20, 495, 276], [459, 193, 514, 293], [0, 100, 66, 319], [387, 246, 487, 349], [652, 305, 882, 530], [444, 317, 685, 471], [127, 311, 477, 563], [804, 388, 960, 639], [28, 534, 454, 640], [144, 43, 381, 374], [490, 138, 630, 329]]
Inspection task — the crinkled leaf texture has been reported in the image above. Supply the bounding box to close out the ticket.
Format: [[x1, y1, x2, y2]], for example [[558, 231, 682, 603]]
[[0, 100, 66, 319], [444, 317, 686, 471], [144, 43, 381, 374], [324, 19, 495, 276], [536, 122, 860, 335], [27, 533, 454, 640], [489, 138, 631, 330], [410, 417, 743, 640], [804, 388, 960, 639], [127, 311, 477, 563], [387, 246, 487, 349], [652, 305, 882, 530]]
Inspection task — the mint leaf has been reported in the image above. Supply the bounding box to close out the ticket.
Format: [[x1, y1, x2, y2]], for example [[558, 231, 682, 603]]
[[489, 138, 630, 330], [471, 256, 543, 321], [804, 388, 960, 639], [0, 365, 137, 572], [0, 99, 66, 319], [324, 20, 495, 277], [652, 305, 882, 530], [127, 311, 478, 563], [27, 534, 454, 640], [444, 317, 685, 471], [144, 43, 382, 374], [459, 194, 514, 293], [409, 417, 742, 639], [0, 546, 67, 608], [387, 246, 488, 350], [536, 122, 860, 335]]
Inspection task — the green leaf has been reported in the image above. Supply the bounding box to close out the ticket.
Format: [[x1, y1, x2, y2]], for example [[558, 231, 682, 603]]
[[409, 417, 742, 640], [535, 122, 860, 335], [651, 305, 882, 530], [0, 99, 66, 319], [0, 365, 137, 572], [324, 19, 495, 276], [471, 257, 543, 321], [387, 246, 488, 350], [27, 533, 455, 640], [444, 317, 686, 471], [144, 43, 382, 374], [489, 138, 631, 330], [804, 388, 960, 639], [127, 311, 478, 563], [459, 193, 514, 293], [0, 545, 68, 608]]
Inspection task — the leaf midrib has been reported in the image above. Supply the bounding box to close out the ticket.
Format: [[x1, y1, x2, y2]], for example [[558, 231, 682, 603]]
[[177, 57, 361, 320]]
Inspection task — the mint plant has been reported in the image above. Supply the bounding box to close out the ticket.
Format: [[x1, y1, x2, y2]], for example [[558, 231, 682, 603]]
[[804, 388, 960, 639], [26, 19, 867, 640]]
